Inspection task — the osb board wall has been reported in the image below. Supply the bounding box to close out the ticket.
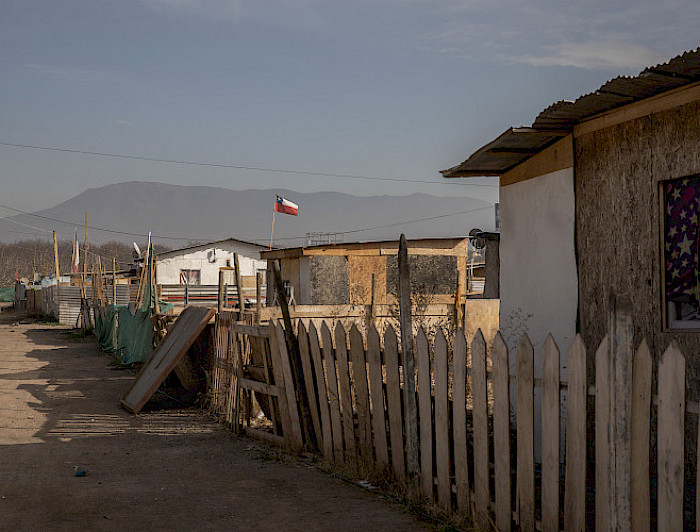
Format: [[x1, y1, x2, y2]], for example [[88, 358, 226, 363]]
[[309, 255, 350, 305], [348, 255, 387, 305], [278, 258, 301, 303], [463, 299, 500, 346], [386, 255, 458, 300], [575, 99, 700, 378]]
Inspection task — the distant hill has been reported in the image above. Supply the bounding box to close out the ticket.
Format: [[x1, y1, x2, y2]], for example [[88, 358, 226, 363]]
[[0, 181, 496, 248]]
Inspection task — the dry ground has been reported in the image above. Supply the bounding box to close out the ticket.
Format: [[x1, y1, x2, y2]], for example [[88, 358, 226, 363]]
[[0, 304, 430, 531]]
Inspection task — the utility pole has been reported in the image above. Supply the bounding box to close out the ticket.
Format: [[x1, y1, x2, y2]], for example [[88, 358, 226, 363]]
[[53, 231, 60, 282]]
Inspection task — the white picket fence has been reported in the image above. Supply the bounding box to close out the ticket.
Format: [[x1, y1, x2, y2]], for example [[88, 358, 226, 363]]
[[213, 311, 697, 530]]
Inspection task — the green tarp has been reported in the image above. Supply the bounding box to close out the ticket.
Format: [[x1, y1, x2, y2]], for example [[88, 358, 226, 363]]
[[94, 251, 173, 365], [0, 287, 13, 302]]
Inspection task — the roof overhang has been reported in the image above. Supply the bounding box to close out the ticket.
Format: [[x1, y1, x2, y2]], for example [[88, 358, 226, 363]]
[[442, 48, 700, 179], [441, 128, 567, 178]]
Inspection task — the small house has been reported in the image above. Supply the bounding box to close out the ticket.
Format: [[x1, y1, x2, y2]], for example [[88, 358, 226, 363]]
[[156, 237, 267, 287], [443, 49, 700, 373], [260, 237, 472, 306]]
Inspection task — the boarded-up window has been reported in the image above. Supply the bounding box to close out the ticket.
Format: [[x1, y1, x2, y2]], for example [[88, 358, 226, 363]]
[[664, 175, 700, 326]]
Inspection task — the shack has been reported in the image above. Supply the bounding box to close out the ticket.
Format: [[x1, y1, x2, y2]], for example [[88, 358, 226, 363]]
[[261, 237, 472, 306], [156, 238, 267, 285], [443, 49, 700, 371]]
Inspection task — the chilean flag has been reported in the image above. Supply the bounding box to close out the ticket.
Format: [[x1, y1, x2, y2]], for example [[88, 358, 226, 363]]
[[275, 195, 299, 216]]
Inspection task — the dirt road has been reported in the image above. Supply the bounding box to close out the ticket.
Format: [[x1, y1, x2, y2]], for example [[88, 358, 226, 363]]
[[0, 306, 428, 531]]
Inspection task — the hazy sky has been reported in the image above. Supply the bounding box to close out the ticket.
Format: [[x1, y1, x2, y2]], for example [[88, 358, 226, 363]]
[[1, 1, 698, 215]]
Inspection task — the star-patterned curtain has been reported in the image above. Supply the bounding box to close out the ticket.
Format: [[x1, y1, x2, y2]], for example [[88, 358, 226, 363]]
[[665, 175, 700, 320]]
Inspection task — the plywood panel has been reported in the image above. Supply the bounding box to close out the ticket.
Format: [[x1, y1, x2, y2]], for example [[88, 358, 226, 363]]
[[348, 255, 387, 305], [121, 306, 215, 413]]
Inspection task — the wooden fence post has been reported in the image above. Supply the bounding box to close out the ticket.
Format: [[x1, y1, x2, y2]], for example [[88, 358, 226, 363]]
[[597, 296, 634, 531], [657, 343, 685, 531], [234, 253, 243, 311], [397, 234, 419, 475], [217, 268, 225, 313], [271, 261, 317, 449]]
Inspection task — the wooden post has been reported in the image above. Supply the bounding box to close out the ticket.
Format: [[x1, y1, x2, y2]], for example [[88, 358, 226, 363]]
[[218, 268, 225, 314], [152, 249, 159, 314], [597, 295, 634, 531], [83, 211, 88, 287], [234, 253, 243, 312], [397, 234, 419, 475], [112, 258, 117, 304], [53, 231, 60, 282], [271, 260, 316, 448], [255, 271, 263, 325]]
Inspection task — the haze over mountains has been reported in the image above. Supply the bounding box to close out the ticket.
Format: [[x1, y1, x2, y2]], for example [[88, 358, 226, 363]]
[[0, 181, 496, 248]]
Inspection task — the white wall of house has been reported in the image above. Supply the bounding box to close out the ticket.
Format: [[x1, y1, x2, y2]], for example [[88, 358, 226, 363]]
[[156, 241, 267, 285], [499, 167, 578, 462], [499, 167, 578, 354]]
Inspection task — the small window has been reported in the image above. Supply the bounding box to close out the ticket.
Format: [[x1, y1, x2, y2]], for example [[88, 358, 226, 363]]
[[663, 175, 700, 329], [180, 269, 201, 285]]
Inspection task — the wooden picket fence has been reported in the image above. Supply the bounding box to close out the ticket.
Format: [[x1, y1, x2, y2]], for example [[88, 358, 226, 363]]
[[210, 312, 699, 530]]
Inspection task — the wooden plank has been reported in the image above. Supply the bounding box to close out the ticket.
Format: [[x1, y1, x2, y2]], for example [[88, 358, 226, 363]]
[[121, 306, 215, 414], [451, 328, 470, 511], [335, 322, 356, 460], [384, 325, 405, 479], [516, 334, 535, 531], [322, 322, 344, 460], [564, 334, 587, 532], [416, 327, 434, 500], [272, 321, 304, 448], [397, 234, 419, 474], [233, 323, 269, 338], [657, 343, 685, 532], [492, 332, 511, 532], [472, 329, 489, 527], [350, 324, 372, 461], [434, 328, 451, 511], [243, 426, 285, 446], [267, 321, 295, 445], [541, 334, 560, 532], [309, 322, 333, 460], [595, 334, 611, 532], [298, 321, 322, 449], [630, 339, 651, 532], [367, 324, 388, 467], [237, 376, 280, 397]]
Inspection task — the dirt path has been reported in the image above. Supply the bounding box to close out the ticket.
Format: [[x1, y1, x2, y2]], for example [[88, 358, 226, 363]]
[[0, 306, 429, 531]]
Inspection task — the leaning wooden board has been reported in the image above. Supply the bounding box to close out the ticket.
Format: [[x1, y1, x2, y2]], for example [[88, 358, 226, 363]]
[[121, 306, 216, 414]]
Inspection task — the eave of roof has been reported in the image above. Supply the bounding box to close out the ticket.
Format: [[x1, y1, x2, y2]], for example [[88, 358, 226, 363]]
[[442, 48, 700, 178], [157, 237, 266, 258], [260, 236, 468, 259]]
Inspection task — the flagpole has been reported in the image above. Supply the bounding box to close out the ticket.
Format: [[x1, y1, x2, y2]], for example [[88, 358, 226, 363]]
[[269, 209, 276, 250]]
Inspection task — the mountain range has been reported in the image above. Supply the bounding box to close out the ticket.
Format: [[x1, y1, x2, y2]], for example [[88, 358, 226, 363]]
[[0, 181, 496, 248]]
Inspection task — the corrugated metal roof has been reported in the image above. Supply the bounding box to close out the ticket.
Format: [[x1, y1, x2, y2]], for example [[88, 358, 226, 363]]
[[443, 48, 700, 178]]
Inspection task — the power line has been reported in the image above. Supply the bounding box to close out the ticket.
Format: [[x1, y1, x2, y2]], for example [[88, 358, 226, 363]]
[[0, 202, 207, 242], [0, 140, 499, 187], [0, 200, 495, 247]]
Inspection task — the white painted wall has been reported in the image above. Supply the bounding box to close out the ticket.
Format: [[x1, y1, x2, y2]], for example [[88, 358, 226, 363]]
[[500, 168, 578, 461], [156, 241, 267, 285], [500, 167, 578, 354]]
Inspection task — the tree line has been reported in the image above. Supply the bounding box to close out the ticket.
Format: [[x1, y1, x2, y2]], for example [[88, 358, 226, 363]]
[[0, 239, 170, 287]]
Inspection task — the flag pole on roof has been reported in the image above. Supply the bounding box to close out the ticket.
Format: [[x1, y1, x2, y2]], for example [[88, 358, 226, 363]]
[[270, 195, 299, 250]]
